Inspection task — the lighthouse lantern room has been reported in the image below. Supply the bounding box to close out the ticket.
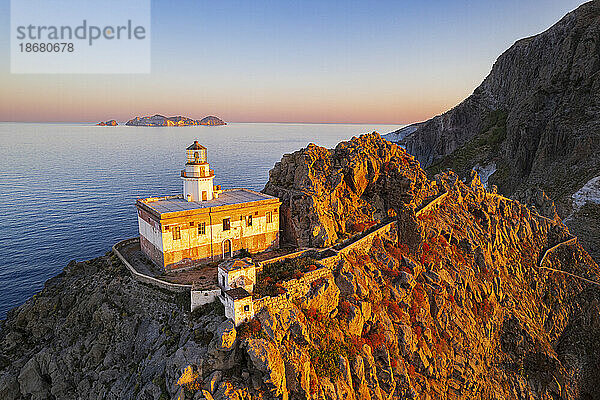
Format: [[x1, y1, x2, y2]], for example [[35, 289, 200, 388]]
[[181, 140, 218, 202]]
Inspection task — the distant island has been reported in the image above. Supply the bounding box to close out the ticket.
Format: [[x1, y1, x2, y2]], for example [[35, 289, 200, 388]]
[[125, 114, 226, 127], [96, 120, 118, 126]]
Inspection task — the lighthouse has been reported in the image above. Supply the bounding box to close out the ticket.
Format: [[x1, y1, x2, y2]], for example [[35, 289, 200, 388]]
[[181, 141, 219, 202], [137, 141, 281, 270]]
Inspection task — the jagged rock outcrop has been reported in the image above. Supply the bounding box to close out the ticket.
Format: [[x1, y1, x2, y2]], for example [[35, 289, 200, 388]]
[[126, 114, 226, 126], [96, 120, 118, 126], [386, 1, 600, 259], [263, 133, 438, 247]]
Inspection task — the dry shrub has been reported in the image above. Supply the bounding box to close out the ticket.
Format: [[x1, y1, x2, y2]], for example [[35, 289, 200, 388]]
[[413, 284, 426, 306], [293, 270, 304, 279], [362, 323, 386, 350], [339, 300, 353, 318], [350, 221, 376, 233], [311, 277, 326, 289], [408, 363, 416, 378], [383, 300, 404, 321], [304, 307, 322, 320], [248, 318, 262, 334]]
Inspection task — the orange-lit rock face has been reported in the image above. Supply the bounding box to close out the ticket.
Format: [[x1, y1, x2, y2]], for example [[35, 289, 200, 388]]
[[263, 132, 438, 247]]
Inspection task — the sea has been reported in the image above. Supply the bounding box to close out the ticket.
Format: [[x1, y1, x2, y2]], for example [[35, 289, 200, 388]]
[[0, 122, 401, 319]]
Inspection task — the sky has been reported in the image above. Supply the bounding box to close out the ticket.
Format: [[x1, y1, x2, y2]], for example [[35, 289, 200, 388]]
[[0, 0, 589, 124]]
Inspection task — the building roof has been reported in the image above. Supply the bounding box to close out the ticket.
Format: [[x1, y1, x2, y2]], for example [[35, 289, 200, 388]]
[[225, 287, 251, 300], [137, 188, 280, 217], [187, 141, 206, 150], [219, 257, 255, 272]]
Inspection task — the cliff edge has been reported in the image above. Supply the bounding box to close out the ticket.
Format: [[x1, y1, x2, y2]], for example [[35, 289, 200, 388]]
[[386, 1, 600, 259]]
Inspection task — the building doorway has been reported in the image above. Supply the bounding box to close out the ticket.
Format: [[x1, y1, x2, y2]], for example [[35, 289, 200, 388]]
[[222, 239, 232, 259], [202, 191, 207, 201]]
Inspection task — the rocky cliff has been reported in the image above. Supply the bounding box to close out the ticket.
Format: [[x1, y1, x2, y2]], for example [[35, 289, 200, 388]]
[[263, 133, 438, 248], [126, 115, 226, 127], [386, 1, 600, 259], [1, 133, 599, 400]]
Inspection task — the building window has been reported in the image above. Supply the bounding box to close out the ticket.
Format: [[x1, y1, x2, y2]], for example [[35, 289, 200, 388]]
[[266, 211, 273, 224], [223, 218, 231, 231], [246, 215, 252, 227], [244, 305, 250, 312], [172, 226, 181, 240], [198, 222, 206, 235]]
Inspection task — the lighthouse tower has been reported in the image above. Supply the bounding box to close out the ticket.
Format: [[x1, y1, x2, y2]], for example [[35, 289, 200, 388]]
[[181, 141, 217, 202]]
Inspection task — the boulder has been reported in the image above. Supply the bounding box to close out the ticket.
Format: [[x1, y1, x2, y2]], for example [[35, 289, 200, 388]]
[[243, 338, 287, 399], [203, 371, 222, 394], [347, 305, 365, 336], [300, 278, 340, 315], [397, 324, 416, 358], [212, 321, 236, 351]]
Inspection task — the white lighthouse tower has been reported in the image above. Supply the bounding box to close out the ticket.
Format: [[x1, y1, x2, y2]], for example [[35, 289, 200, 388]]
[[181, 141, 219, 202]]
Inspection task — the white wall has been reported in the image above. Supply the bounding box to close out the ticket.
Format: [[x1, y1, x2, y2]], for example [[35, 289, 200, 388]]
[[190, 289, 221, 311], [138, 216, 163, 251], [183, 164, 214, 201]]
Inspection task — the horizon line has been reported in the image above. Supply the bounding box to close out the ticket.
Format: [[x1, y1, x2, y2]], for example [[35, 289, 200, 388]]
[[0, 120, 415, 126]]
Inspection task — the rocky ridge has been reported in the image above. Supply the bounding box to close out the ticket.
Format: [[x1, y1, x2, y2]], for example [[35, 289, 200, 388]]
[[263, 133, 438, 248], [126, 115, 226, 127], [1, 134, 599, 399], [385, 1, 600, 260], [96, 120, 118, 126]]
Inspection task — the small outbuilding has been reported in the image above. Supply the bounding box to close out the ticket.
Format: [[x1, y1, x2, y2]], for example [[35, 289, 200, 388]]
[[223, 287, 254, 326], [218, 257, 256, 294]]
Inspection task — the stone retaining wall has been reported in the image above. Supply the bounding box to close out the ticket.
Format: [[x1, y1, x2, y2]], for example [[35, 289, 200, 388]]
[[113, 238, 192, 293], [317, 220, 398, 269], [252, 221, 397, 314], [281, 267, 333, 299], [415, 192, 448, 217], [253, 293, 291, 314], [259, 249, 312, 266]]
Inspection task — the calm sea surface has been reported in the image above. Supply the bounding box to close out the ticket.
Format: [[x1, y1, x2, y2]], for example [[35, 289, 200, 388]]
[[0, 122, 401, 319]]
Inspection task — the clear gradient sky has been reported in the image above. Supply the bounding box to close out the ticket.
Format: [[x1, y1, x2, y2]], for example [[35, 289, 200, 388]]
[[0, 0, 589, 124]]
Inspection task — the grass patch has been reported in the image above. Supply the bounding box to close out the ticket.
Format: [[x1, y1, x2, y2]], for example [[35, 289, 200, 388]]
[[309, 340, 350, 378], [254, 256, 320, 297], [428, 109, 507, 177]]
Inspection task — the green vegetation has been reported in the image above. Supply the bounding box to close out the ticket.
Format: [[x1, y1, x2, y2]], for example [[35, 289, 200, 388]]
[[309, 340, 350, 378], [193, 329, 214, 345], [152, 375, 169, 400], [253, 256, 320, 297], [428, 109, 507, 177]]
